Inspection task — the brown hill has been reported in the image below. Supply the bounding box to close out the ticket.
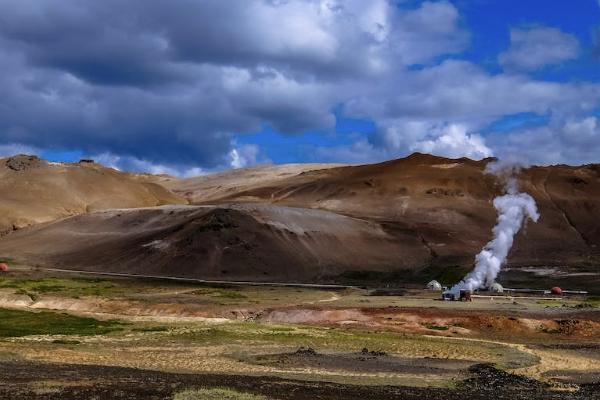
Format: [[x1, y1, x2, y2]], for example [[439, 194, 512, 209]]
[[163, 163, 346, 204], [0, 155, 185, 233], [164, 153, 600, 281], [0, 204, 426, 282], [0, 153, 598, 290]]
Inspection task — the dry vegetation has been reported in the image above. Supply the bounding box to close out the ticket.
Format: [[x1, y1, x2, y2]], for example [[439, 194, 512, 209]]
[[0, 268, 598, 398]]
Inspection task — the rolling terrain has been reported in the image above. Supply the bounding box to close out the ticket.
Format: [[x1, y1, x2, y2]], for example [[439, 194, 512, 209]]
[[0, 155, 185, 234], [169, 153, 600, 269], [0, 204, 425, 282], [161, 163, 345, 204], [0, 268, 598, 399], [0, 155, 598, 398], [0, 153, 598, 289]]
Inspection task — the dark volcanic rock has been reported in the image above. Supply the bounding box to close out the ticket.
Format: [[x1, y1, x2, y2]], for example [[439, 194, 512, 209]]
[[5, 155, 43, 171], [0, 360, 598, 400]]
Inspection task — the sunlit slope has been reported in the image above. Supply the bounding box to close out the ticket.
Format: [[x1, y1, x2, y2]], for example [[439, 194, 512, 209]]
[[168, 153, 600, 270], [0, 155, 185, 233]]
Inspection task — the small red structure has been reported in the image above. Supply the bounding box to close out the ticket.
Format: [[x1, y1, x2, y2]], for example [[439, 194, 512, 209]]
[[550, 286, 562, 295], [0, 263, 8, 272]]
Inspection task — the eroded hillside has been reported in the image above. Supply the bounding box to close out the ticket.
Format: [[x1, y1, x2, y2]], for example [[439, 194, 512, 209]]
[[163, 153, 600, 282], [0, 155, 185, 233], [0, 153, 598, 289], [0, 204, 425, 282]]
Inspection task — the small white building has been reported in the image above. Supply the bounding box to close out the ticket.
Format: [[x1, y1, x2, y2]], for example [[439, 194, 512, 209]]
[[426, 280, 442, 291], [489, 282, 504, 293]]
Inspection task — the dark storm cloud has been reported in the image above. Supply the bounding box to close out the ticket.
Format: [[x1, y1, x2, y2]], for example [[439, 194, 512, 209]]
[[0, 0, 350, 168], [0, 1, 180, 86], [0, 0, 366, 86], [0, 0, 476, 169]]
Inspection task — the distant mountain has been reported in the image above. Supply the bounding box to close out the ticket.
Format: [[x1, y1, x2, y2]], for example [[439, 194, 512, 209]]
[[161, 153, 600, 289], [0, 153, 598, 291], [161, 163, 345, 204], [0, 155, 185, 233]]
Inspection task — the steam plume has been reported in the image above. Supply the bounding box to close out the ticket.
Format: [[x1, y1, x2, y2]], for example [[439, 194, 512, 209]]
[[449, 162, 540, 294]]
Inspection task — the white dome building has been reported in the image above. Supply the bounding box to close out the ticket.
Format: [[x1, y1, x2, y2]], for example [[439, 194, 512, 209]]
[[426, 280, 442, 291], [489, 282, 504, 293]]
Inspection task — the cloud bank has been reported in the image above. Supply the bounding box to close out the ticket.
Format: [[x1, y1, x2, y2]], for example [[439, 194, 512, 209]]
[[0, 0, 598, 174]]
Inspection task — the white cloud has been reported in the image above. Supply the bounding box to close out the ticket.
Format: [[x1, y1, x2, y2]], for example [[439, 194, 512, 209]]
[[410, 124, 493, 160], [343, 57, 600, 162], [498, 26, 580, 71], [229, 144, 269, 169], [0, 143, 39, 157], [389, 0, 469, 65], [310, 123, 493, 164], [349, 60, 600, 123], [311, 138, 385, 164], [90, 153, 204, 177], [0, 1, 598, 170], [489, 116, 600, 165], [0, 0, 470, 169]]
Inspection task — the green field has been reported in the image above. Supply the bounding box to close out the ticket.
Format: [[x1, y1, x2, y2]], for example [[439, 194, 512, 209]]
[[174, 388, 267, 400], [0, 308, 123, 337]]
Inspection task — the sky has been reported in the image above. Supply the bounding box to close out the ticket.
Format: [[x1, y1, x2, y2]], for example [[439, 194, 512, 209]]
[[0, 0, 599, 176]]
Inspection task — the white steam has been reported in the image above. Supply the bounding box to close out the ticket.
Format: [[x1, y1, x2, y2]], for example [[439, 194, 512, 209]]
[[449, 163, 540, 294]]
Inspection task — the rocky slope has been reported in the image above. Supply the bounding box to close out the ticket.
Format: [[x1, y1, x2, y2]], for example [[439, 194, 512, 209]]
[[167, 153, 600, 270], [0, 204, 421, 282]]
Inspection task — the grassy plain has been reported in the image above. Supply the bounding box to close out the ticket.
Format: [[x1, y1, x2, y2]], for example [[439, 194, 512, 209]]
[[0, 267, 598, 399]]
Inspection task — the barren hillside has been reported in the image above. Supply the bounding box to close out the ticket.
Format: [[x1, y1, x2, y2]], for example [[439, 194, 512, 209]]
[[0, 155, 185, 233], [0, 204, 425, 282], [163, 163, 345, 204], [0, 153, 598, 289], [165, 153, 600, 274]]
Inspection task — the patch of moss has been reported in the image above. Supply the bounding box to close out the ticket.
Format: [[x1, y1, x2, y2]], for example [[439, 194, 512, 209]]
[[584, 296, 600, 307], [172, 322, 538, 369], [425, 324, 449, 331], [0, 277, 118, 298], [0, 308, 123, 337], [174, 387, 267, 400], [536, 300, 565, 308]]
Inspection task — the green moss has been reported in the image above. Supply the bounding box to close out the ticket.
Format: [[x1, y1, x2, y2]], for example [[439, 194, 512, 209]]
[[0, 277, 118, 298], [0, 308, 123, 337], [170, 322, 537, 369], [174, 388, 267, 400], [584, 296, 600, 307], [536, 300, 565, 307]]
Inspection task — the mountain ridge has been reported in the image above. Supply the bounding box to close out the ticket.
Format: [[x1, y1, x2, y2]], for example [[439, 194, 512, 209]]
[[0, 153, 598, 290]]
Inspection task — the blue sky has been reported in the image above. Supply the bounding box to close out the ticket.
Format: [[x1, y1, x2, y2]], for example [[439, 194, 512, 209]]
[[238, 0, 600, 165], [1, 1, 599, 175]]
